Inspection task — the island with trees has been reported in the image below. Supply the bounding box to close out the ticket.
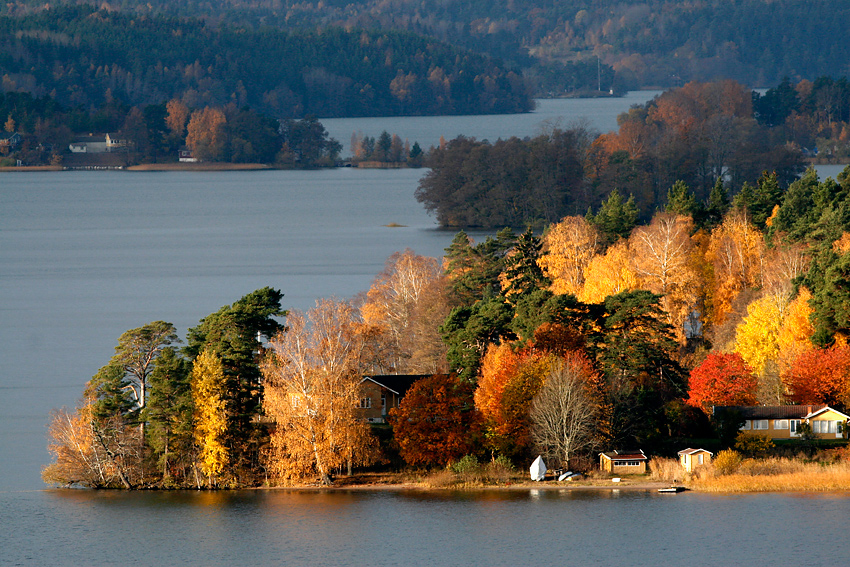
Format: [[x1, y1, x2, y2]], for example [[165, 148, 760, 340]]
[[43, 152, 850, 490]]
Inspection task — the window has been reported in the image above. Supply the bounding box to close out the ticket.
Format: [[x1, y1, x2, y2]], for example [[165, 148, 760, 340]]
[[753, 420, 769, 430], [358, 397, 372, 409], [697, 454, 704, 465], [740, 420, 751, 430], [813, 420, 837, 434], [613, 460, 641, 467], [381, 394, 386, 408], [774, 419, 789, 430]]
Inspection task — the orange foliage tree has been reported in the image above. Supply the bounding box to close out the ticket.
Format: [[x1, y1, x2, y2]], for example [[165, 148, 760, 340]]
[[185, 107, 227, 161], [388, 373, 480, 467], [785, 346, 850, 407], [705, 211, 765, 326], [686, 352, 758, 412], [490, 352, 554, 459]]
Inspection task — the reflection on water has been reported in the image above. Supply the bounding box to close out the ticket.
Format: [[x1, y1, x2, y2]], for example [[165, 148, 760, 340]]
[[0, 489, 842, 566]]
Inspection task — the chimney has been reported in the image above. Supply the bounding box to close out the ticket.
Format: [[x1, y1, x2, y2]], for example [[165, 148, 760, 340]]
[[807, 405, 812, 415]]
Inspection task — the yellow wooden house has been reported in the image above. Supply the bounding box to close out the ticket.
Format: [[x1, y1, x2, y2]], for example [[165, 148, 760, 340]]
[[713, 405, 850, 440], [599, 450, 648, 474], [677, 448, 713, 472]]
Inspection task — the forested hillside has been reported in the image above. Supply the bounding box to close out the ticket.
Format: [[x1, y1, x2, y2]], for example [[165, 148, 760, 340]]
[[0, 5, 531, 117], [5, 0, 847, 93]]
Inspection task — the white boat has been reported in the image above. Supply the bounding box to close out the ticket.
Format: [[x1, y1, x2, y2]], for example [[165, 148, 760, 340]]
[[530, 456, 546, 481]]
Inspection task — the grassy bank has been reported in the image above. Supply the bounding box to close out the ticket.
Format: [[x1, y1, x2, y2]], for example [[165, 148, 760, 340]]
[[651, 454, 850, 493], [0, 165, 64, 172], [126, 163, 273, 171]]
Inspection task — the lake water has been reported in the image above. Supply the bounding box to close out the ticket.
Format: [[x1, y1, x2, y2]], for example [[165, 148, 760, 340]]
[[322, 92, 662, 156], [1, 96, 848, 565], [3, 488, 848, 566]]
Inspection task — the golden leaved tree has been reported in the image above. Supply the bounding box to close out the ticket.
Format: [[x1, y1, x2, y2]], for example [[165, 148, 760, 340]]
[[538, 216, 600, 297], [629, 212, 700, 343], [705, 211, 764, 327], [262, 299, 374, 485], [578, 240, 638, 303], [185, 107, 227, 161], [777, 287, 816, 379], [734, 293, 787, 404], [360, 249, 445, 373], [191, 349, 229, 487]]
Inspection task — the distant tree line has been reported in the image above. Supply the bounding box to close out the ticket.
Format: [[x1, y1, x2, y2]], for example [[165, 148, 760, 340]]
[[0, 5, 532, 118], [350, 130, 425, 167], [753, 76, 850, 160], [417, 80, 810, 229]]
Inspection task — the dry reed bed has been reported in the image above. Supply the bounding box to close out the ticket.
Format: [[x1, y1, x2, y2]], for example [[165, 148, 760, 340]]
[[651, 456, 850, 492]]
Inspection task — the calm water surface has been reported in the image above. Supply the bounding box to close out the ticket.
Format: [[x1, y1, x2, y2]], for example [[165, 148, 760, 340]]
[[322, 93, 661, 155], [1, 99, 848, 566], [3, 489, 848, 566]]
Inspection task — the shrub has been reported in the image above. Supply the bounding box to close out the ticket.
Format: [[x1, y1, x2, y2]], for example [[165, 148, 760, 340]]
[[713, 449, 743, 475], [483, 456, 517, 483], [734, 432, 775, 457], [450, 455, 480, 474]]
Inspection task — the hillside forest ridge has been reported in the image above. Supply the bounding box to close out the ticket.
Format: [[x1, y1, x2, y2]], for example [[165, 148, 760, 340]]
[[2, 0, 848, 97]]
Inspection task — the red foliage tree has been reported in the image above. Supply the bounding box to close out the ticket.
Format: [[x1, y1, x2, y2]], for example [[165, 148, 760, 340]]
[[388, 374, 480, 467], [785, 347, 850, 407], [686, 352, 758, 412]]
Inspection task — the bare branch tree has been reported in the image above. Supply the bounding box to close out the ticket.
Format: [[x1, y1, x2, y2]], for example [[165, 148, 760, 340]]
[[529, 355, 600, 469]]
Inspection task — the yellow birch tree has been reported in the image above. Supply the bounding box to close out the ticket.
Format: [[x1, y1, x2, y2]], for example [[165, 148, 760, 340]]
[[578, 240, 639, 303], [630, 212, 700, 342], [705, 211, 765, 326], [538, 216, 600, 297], [262, 299, 374, 485], [777, 287, 816, 378], [191, 349, 228, 486], [360, 249, 443, 372], [734, 293, 787, 404]]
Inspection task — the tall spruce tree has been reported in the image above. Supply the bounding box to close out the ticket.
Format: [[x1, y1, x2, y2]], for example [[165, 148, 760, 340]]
[[185, 287, 286, 480]]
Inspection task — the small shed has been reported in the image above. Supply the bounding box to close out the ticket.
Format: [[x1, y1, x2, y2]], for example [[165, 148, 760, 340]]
[[599, 450, 647, 474], [677, 448, 713, 472]]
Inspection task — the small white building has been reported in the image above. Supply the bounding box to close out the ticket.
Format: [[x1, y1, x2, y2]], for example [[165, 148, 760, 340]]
[[677, 448, 713, 472]]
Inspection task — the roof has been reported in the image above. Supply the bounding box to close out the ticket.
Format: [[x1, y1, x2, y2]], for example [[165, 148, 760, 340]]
[[805, 406, 850, 420], [713, 405, 828, 420], [360, 374, 431, 397], [72, 135, 107, 143], [600, 450, 647, 461], [678, 448, 713, 456]]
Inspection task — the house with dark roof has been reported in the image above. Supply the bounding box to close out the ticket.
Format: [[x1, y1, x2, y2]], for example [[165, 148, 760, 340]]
[[599, 449, 648, 474], [356, 375, 425, 423], [713, 405, 850, 440], [0, 131, 22, 154]]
